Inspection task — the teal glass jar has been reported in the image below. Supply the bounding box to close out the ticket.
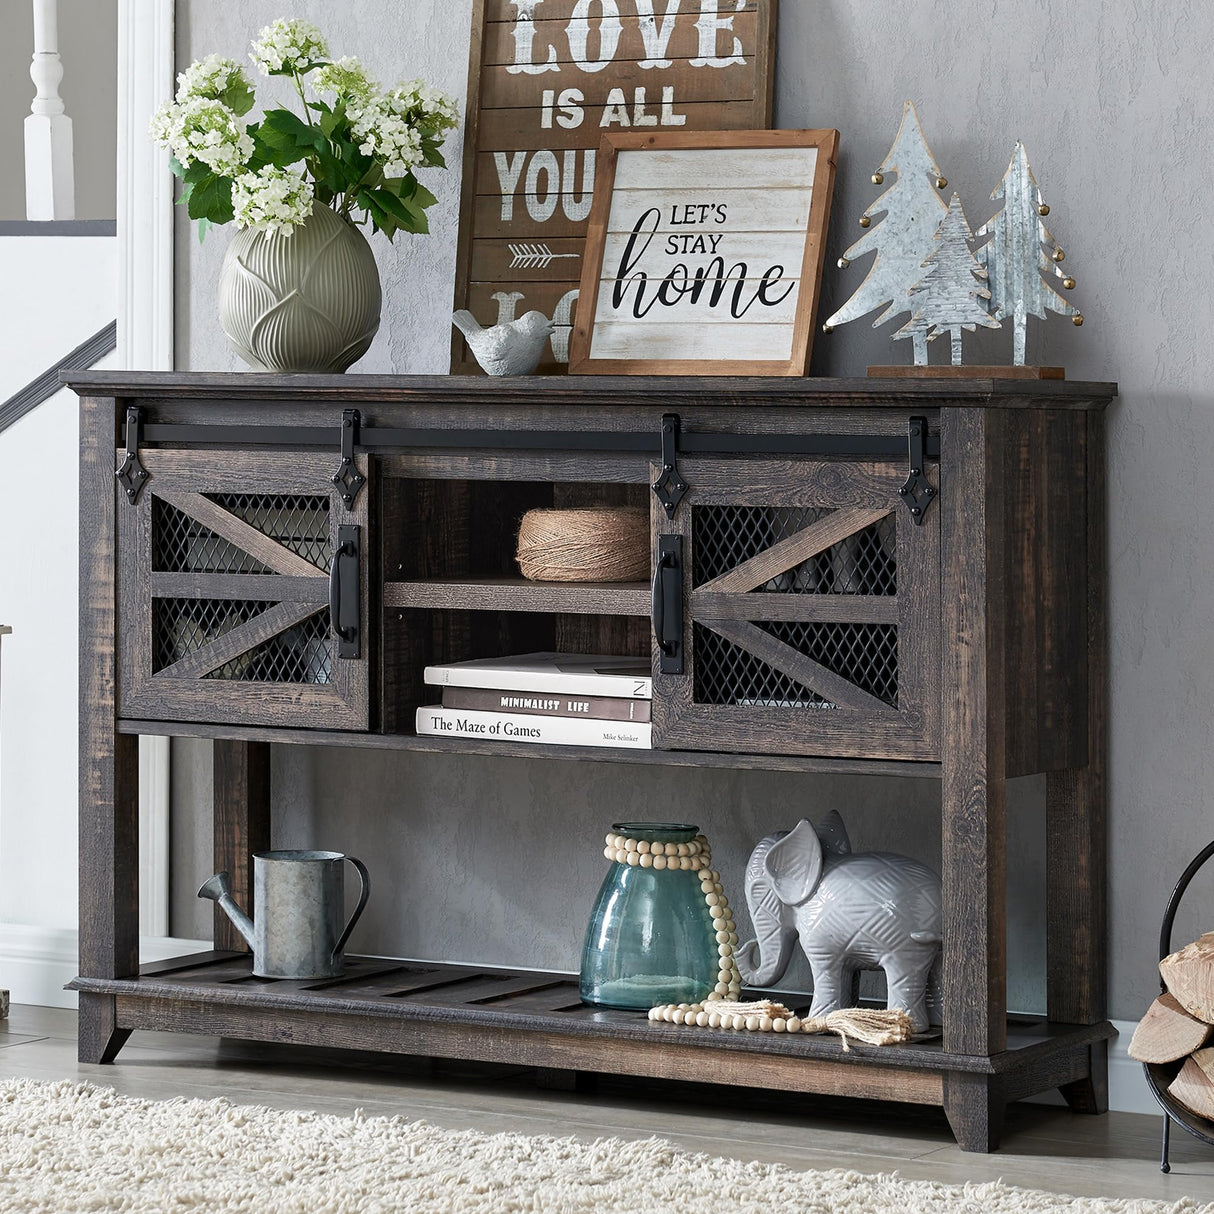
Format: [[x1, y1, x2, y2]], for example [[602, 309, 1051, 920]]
[[580, 822, 721, 1009]]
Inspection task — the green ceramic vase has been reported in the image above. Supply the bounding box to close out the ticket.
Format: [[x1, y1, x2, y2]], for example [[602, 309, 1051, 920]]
[[217, 203, 381, 373], [579, 822, 721, 1010]]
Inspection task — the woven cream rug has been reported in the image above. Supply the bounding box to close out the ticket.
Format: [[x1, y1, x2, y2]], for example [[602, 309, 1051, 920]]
[[0, 1078, 1204, 1213]]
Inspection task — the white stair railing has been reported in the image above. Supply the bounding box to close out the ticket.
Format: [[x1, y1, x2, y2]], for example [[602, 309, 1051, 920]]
[[25, 0, 75, 220]]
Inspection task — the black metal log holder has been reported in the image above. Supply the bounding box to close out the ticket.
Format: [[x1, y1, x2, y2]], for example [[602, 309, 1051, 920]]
[[1146, 839, 1214, 1172]]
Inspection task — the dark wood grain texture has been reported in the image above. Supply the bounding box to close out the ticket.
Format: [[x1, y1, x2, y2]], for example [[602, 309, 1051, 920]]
[[943, 1071, 1006, 1154], [213, 741, 271, 953], [116, 717, 943, 778], [68, 952, 1112, 1103], [61, 370, 1118, 408], [939, 407, 1008, 1068], [1002, 410, 1088, 776], [1046, 409, 1109, 1030], [115, 448, 370, 731], [78, 393, 139, 1064], [384, 578, 648, 615], [71, 373, 1114, 1151], [652, 453, 939, 761]]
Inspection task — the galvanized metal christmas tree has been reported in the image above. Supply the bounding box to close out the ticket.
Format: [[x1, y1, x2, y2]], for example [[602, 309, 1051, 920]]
[[975, 141, 1082, 365], [823, 100, 948, 364], [895, 193, 999, 366]]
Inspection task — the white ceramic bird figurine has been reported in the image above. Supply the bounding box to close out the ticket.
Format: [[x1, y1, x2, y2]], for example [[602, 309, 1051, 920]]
[[452, 309, 554, 376]]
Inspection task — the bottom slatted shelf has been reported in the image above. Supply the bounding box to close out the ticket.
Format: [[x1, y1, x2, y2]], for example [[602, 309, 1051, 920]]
[[70, 953, 1115, 1112]]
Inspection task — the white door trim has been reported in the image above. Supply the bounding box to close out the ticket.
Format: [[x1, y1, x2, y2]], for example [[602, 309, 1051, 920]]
[[117, 0, 175, 938]]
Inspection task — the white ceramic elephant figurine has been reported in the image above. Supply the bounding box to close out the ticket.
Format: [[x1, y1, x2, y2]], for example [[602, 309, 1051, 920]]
[[737, 812, 942, 1032]]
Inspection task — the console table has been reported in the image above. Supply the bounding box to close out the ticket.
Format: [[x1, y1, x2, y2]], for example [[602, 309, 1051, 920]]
[[66, 371, 1115, 1152]]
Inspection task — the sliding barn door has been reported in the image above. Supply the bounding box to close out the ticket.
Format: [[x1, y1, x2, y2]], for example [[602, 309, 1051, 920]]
[[117, 449, 369, 730], [651, 458, 939, 761]]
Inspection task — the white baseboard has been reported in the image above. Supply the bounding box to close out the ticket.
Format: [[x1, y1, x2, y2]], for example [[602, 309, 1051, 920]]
[[0, 923, 209, 1010], [0, 930, 1163, 1119]]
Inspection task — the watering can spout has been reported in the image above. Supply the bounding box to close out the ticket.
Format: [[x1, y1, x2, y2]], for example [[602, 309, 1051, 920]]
[[197, 871, 255, 949]]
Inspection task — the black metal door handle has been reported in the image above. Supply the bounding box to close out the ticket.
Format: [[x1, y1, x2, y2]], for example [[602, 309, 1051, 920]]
[[651, 536, 683, 675], [652, 554, 670, 654], [328, 525, 361, 659]]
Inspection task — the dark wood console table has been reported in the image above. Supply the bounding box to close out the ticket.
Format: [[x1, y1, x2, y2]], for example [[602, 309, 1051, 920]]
[[66, 371, 1115, 1152]]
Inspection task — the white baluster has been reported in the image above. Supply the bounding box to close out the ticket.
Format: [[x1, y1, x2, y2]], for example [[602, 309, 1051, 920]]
[[25, 0, 75, 220]]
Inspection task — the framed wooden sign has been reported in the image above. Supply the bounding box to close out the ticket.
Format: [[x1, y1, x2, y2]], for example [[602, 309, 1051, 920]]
[[568, 129, 838, 375], [451, 0, 777, 375]]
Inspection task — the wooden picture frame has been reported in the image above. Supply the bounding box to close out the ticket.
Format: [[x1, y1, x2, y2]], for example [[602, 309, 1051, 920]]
[[568, 129, 838, 376], [450, 0, 778, 376]]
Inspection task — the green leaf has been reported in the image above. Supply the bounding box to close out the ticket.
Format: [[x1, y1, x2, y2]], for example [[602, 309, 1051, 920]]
[[250, 121, 312, 169], [260, 107, 323, 151], [221, 76, 256, 117], [182, 159, 214, 184], [197, 216, 211, 243], [318, 101, 346, 140], [186, 172, 234, 225], [412, 182, 438, 210], [168, 155, 186, 180], [356, 189, 397, 238]]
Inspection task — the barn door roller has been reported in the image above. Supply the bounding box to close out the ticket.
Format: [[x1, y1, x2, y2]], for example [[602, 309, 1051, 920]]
[[899, 416, 936, 525]]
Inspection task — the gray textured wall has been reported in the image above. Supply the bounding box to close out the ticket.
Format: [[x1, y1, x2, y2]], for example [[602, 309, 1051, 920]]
[[0, 0, 117, 220], [174, 1, 1214, 1021]]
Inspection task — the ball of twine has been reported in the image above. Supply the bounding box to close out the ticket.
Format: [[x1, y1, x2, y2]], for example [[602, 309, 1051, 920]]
[[516, 507, 649, 582]]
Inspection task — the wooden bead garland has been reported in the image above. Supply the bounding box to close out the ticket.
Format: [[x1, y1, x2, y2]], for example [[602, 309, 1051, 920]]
[[647, 999, 915, 1051], [603, 831, 742, 1000]]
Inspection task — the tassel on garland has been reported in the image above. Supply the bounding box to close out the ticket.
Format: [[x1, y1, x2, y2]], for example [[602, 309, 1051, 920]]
[[648, 998, 914, 1052]]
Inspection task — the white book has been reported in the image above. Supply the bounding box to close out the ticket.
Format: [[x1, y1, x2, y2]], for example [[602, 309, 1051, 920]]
[[422, 652, 652, 700], [415, 706, 652, 750]]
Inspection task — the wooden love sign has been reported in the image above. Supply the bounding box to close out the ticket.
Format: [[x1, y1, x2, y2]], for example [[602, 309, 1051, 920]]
[[451, 0, 777, 375], [569, 130, 838, 375]]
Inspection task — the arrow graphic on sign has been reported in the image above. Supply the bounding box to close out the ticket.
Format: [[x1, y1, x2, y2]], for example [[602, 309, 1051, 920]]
[[507, 243, 581, 270]]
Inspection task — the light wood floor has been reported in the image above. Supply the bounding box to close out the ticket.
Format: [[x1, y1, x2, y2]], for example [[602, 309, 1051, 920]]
[[3, 1003, 1213, 1206]]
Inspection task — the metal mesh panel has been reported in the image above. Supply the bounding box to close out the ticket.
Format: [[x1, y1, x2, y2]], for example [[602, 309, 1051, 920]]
[[152, 494, 330, 573], [692, 506, 896, 594], [693, 621, 899, 708], [153, 598, 263, 671], [153, 599, 332, 682], [204, 610, 332, 683]]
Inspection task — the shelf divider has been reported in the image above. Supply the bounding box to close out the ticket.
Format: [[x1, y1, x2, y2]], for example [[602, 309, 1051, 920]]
[[384, 578, 650, 616]]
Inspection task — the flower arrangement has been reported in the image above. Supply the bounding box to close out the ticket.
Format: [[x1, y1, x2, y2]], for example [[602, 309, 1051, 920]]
[[151, 19, 458, 241]]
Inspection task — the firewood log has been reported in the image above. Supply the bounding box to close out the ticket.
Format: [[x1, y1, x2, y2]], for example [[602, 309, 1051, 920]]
[[1129, 993, 1214, 1063], [1159, 932, 1214, 1023], [1168, 1051, 1214, 1122]]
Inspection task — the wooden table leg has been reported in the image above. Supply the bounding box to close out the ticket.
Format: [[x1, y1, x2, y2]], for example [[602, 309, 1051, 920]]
[[78, 393, 138, 1064], [944, 1072, 1006, 1154], [1046, 412, 1108, 1112], [213, 740, 271, 952], [940, 407, 1009, 1150]]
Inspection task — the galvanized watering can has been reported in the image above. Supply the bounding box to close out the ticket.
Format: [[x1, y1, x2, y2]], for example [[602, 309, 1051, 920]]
[[198, 850, 370, 979]]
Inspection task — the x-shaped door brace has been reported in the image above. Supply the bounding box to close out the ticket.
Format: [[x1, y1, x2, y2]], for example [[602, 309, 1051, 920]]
[[152, 490, 328, 681], [693, 505, 899, 717]]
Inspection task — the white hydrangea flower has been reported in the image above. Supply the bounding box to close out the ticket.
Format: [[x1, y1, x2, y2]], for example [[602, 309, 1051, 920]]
[[386, 79, 459, 133], [312, 56, 377, 106], [149, 97, 254, 177], [351, 96, 423, 176], [249, 18, 328, 76], [175, 54, 251, 105], [231, 165, 315, 234]]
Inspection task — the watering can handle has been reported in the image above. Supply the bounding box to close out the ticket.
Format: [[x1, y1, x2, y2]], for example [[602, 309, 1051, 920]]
[[333, 856, 370, 960]]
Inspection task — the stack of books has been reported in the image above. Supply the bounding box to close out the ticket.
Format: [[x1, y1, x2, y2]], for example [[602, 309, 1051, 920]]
[[416, 653, 652, 749]]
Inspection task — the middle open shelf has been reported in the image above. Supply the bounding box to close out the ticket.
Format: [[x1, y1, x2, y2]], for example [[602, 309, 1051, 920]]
[[383, 579, 650, 616]]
